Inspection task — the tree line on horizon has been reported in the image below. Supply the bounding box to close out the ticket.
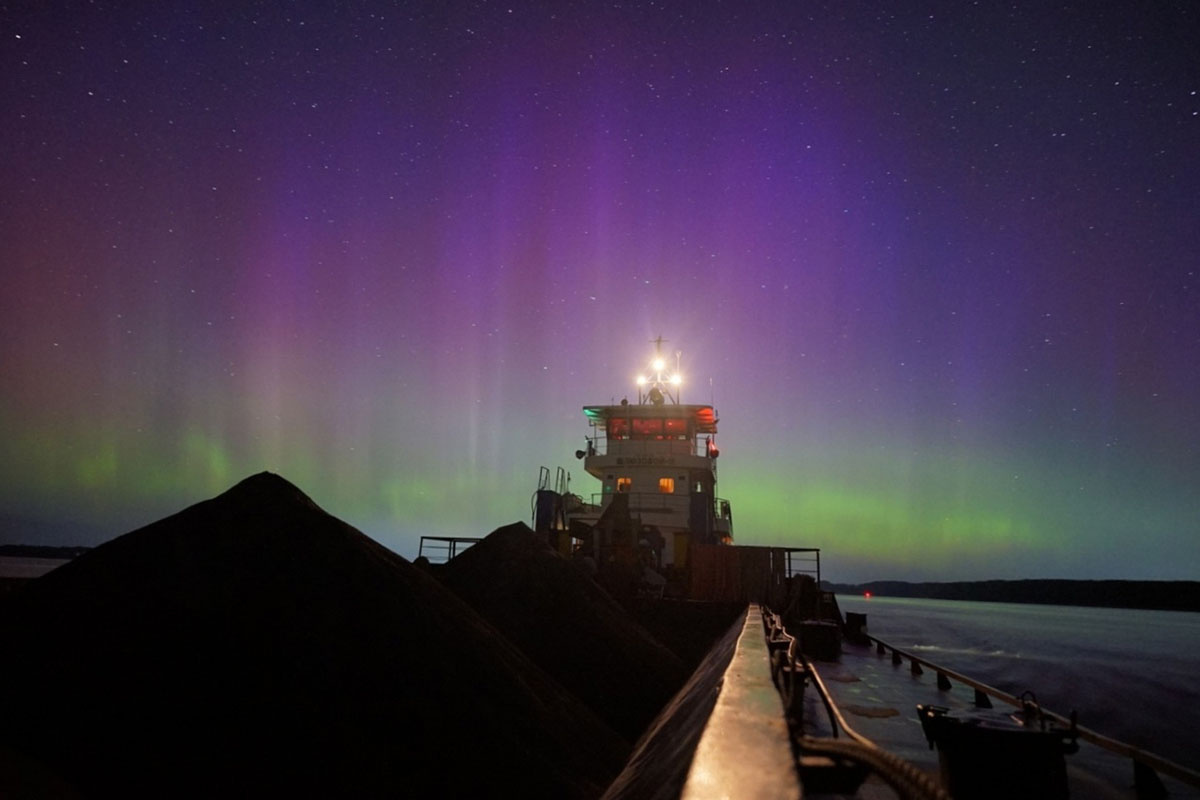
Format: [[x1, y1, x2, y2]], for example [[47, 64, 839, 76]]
[[822, 578, 1200, 612]]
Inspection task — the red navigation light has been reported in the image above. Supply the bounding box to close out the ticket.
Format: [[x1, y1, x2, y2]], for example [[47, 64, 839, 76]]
[[864, 591, 872, 598]]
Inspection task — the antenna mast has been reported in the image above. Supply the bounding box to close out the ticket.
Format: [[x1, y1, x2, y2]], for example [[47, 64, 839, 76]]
[[636, 335, 682, 405]]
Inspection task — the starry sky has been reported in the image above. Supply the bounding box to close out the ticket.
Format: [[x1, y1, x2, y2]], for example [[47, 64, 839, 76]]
[[2, 1, 1197, 582]]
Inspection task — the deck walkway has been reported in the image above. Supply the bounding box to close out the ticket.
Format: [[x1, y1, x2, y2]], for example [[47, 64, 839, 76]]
[[813, 638, 1200, 799]]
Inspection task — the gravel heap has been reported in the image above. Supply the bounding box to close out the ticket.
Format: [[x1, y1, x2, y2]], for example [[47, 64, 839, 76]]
[[0, 473, 628, 798], [438, 522, 689, 742]]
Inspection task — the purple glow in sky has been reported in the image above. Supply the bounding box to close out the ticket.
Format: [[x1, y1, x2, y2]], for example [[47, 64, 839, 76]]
[[2, 2, 1197, 582]]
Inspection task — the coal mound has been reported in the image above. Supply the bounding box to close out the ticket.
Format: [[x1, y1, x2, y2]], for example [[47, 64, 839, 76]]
[[438, 523, 689, 741], [0, 473, 628, 798]]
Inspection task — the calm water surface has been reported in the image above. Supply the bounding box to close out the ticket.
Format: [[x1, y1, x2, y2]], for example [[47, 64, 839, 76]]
[[837, 595, 1200, 772]]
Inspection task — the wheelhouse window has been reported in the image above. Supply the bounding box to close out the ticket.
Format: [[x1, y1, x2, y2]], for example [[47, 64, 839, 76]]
[[632, 418, 663, 437], [609, 416, 691, 440], [658, 477, 675, 493], [664, 418, 689, 437], [617, 477, 632, 492]]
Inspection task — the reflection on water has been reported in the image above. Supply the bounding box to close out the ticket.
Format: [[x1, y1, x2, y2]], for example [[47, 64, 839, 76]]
[[0, 556, 71, 579], [838, 596, 1200, 772]]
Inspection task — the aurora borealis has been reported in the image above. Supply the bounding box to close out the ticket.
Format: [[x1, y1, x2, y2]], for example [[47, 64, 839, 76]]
[[2, 2, 1197, 582]]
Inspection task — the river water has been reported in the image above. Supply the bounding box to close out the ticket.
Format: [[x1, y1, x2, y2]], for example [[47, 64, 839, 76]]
[[835, 595, 1200, 774]]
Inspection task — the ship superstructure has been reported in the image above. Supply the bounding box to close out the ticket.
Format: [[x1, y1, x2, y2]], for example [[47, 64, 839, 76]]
[[577, 338, 732, 567], [533, 338, 737, 596]]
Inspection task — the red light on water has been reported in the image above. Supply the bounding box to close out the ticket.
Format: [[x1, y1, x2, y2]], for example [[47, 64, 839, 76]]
[[864, 591, 872, 598]]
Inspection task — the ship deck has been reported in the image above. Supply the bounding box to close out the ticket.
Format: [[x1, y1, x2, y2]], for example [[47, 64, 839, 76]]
[[810, 638, 1200, 799]]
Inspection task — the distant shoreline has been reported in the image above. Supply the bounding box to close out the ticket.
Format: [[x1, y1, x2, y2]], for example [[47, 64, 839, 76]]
[[824, 579, 1200, 613], [3, 545, 1196, 613], [0, 545, 92, 560]]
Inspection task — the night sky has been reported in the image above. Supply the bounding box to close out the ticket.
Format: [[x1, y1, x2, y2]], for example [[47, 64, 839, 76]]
[[2, 2, 1197, 582]]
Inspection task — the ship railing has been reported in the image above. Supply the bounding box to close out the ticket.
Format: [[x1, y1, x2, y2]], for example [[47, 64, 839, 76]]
[[587, 492, 732, 518], [588, 491, 690, 514], [584, 437, 710, 458], [417, 536, 482, 564], [778, 548, 840, 618], [780, 547, 820, 583], [759, 609, 951, 800], [862, 632, 1200, 796]]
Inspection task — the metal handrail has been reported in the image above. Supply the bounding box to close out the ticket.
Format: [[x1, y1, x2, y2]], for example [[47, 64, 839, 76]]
[[865, 632, 1200, 791], [782, 548, 820, 584], [761, 611, 950, 800], [586, 492, 732, 516], [804, 652, 875, 747], [416, 536, 481, 564], [584, 437, 710, 458]]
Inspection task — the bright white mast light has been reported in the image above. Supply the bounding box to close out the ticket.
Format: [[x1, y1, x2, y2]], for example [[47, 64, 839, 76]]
[[637, 335, 683, 405]]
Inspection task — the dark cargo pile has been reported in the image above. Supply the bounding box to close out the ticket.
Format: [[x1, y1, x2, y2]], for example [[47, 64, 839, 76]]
[[0, 473, 647, 798], [438, 522, 688, 741]]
